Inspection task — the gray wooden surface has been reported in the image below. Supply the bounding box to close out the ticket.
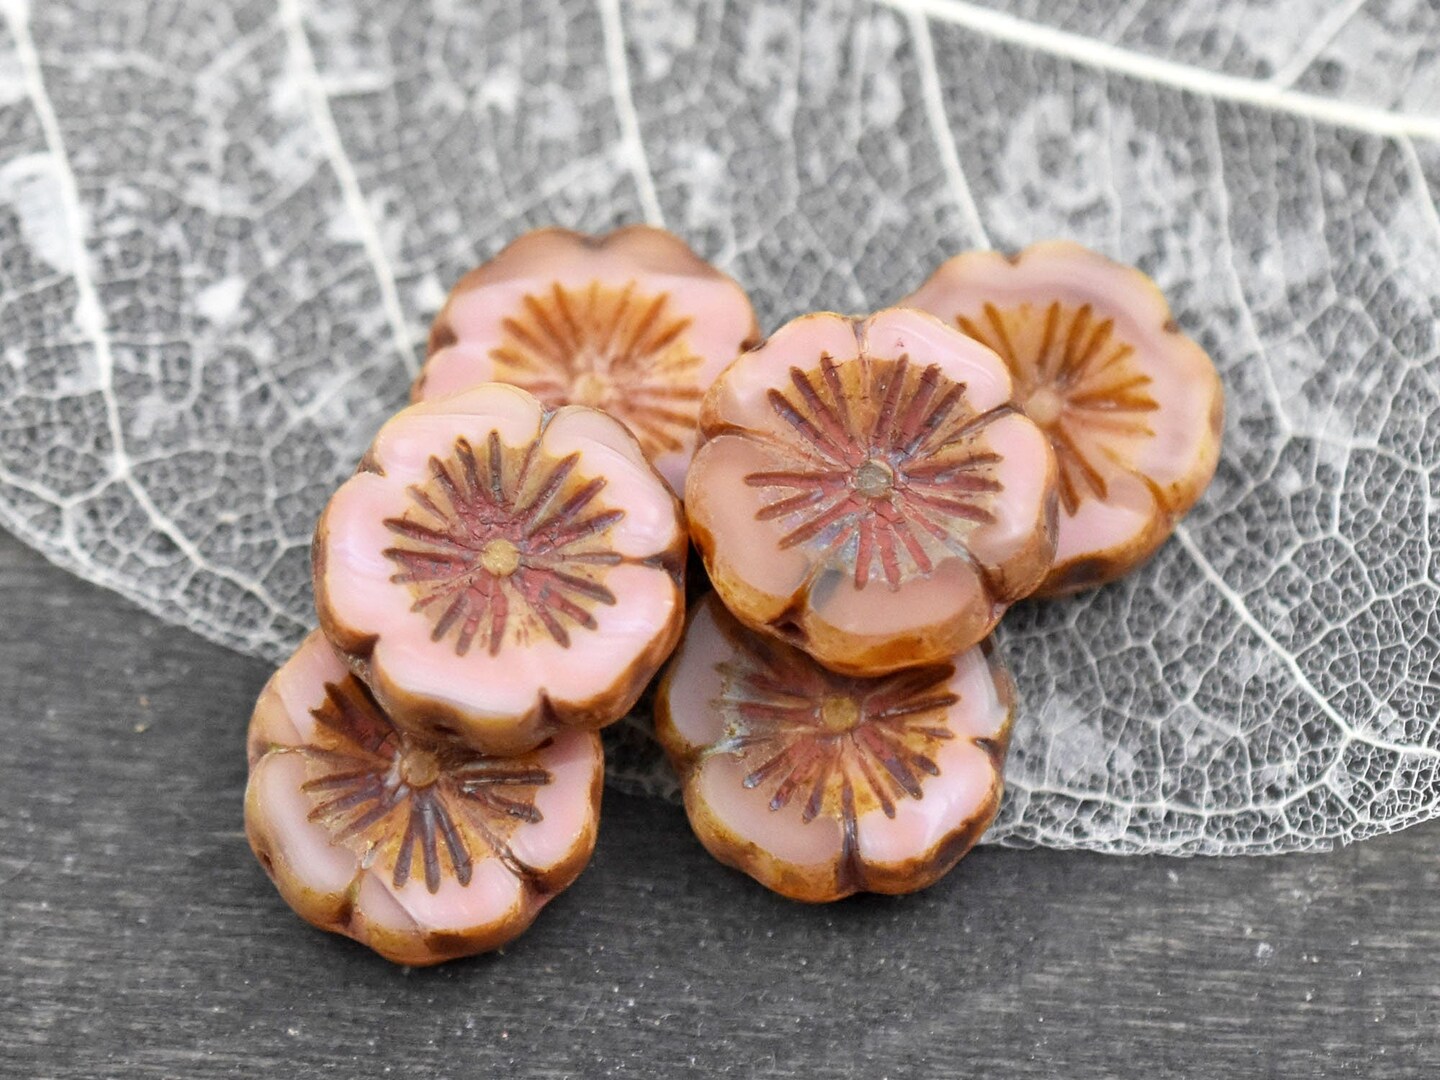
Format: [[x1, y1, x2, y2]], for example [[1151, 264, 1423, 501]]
[[1, 527, 1436, 1079]]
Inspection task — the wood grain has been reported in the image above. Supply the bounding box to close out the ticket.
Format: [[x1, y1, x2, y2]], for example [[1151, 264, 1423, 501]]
[[0, 529, 1434, 1079]]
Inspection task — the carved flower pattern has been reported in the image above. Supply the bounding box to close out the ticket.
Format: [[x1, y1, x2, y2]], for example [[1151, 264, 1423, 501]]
[[297, 672, 552, 895], [956, 300, 1158, 517], [489, 280, 702, 456], [748, 352, 1003, 590], [246, 631, 603, 966], [656, 595, 1015, 902], [685, 307, 1058, 676], [315, 384, 686, 756], [903, 241, 1223, 594], [717, 628, 962, 824], [382, 430, 625, 657], [416, 225, 759, 495]]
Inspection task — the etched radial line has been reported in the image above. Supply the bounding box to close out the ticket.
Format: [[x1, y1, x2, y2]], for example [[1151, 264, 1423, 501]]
[[818, 354, 853, 431], [755, 488, 829, 521], [903, 383, 967, 454], [768, 388, 846, 459], [789, 367, 851, 448], [590, 280, 628, 353], [872, 355, 910, 442]]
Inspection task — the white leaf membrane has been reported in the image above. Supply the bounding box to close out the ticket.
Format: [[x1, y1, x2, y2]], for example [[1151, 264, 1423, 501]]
[[0, 0, 1435, 854]]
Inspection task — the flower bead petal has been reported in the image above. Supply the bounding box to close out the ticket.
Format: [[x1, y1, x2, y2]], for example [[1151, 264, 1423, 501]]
[[852, 645, 1013, 894], [653, 599, 736, 762], [859, 307, 1014, 412], [368, 383, 546, 488], [245, 753, 360, 925], [245, 628, 354, 764], [698, 312, 863, 447], [686, 307, 1058, 675], [315, 384, 686, 754], [360, 846, 529, 944], [960, 411, 1060, 598], [414, 341, 499, 401], [902, 241, 1224, 595], [684, 434, 819, 625], [539, 405, 686, 558], [505, 730, 606, 891], [656, 595, 1015, 903], [687, 753, 847, 901], [532, 563, 684, 725], [348, 861, 534, 966], [416, 225, 759, 495], [796, 553, 990, 677], [244, 632, 604, 966]]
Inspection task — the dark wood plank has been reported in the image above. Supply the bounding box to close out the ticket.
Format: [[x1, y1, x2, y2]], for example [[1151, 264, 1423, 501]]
[[0, 529, 1435, 1079]]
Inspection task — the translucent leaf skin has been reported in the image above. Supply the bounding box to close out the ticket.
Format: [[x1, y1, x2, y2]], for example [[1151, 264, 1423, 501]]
[[0, 0, 1437, 855]]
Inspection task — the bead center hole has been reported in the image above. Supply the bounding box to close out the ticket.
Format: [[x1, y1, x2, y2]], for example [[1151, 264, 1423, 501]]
[[854, 459, 895, 499], [479, 538, 521, 577], [399, 748, 441, 789], [1025, 386, 1065, 427], [819, 695, 861, 734], [573, 371, 609, 408]]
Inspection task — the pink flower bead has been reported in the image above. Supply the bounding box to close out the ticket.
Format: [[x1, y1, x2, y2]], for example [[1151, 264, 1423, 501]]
[[903, 241, 1224, 594], [657, 594, 1014, 903], [246, 631, 603, 966], [314, 384, 686, 755], [685, 307, 1058, 676], [415, 225, 759, 496]]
